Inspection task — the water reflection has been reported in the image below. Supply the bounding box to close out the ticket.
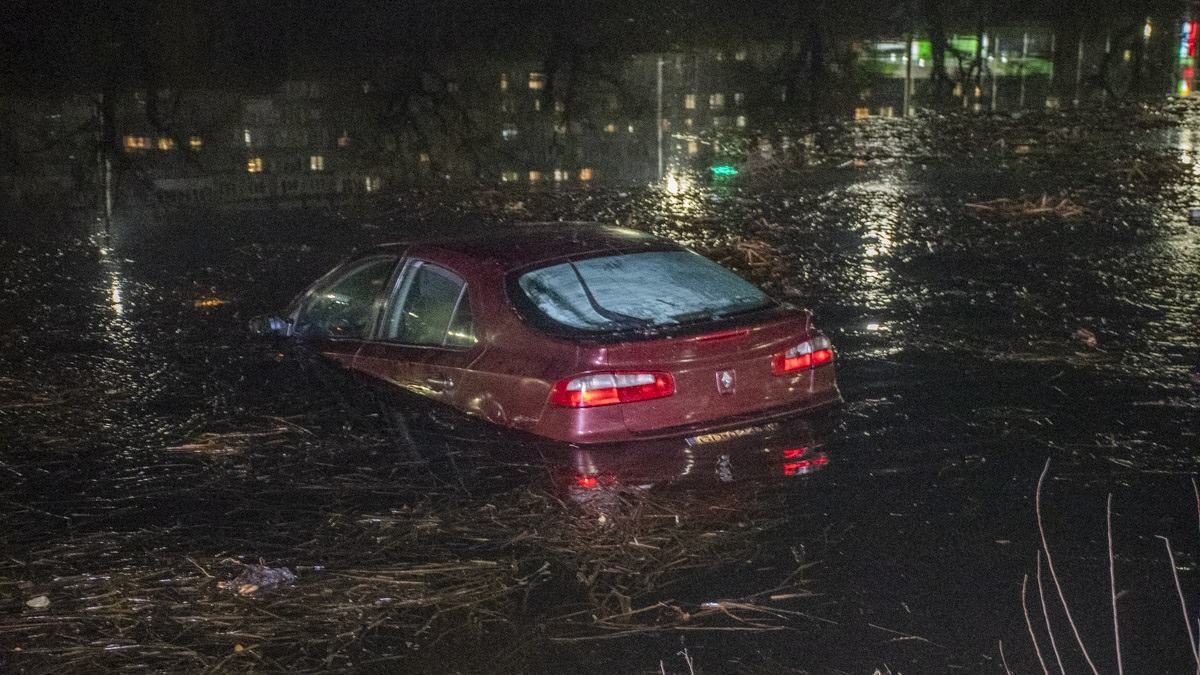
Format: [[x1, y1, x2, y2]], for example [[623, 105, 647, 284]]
[[657, 171, 707, 219], [96, 238, 134, 342], [361, 381, 838, 511]]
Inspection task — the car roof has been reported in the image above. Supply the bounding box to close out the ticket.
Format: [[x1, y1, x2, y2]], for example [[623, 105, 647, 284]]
[[372, 222, 676, 270]]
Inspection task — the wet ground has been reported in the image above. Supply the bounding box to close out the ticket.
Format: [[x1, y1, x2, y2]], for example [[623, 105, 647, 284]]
[[3, 105, 1200, 673]]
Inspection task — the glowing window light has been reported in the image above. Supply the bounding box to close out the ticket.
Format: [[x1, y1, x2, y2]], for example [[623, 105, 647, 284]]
[[123, 135, 150, 151], [246, 157, 263, 173]]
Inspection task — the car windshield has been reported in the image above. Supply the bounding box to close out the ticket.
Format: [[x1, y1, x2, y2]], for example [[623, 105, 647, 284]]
[[516, 250, 772, 333]]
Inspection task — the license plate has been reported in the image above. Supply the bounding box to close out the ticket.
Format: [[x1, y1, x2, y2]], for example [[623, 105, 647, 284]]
[[685, 422, 781, 447]]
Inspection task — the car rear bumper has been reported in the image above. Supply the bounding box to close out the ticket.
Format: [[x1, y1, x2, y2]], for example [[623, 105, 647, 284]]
[[533, 380, 842, 445], [625, 385, 842, 442]]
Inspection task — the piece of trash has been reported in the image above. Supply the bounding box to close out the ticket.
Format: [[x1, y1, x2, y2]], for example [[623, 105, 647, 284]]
[[218, 564, 296, 595], [1188, 208, 1200, 225], [1072, 328, 1098, 349], [26, 595, 50, 609], [965, 194, 1085, 220], [193, 297, 230, 309]]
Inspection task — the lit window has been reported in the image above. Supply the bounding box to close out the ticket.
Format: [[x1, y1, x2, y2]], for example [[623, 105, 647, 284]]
[[688, 140, 699, 155], [188, 136, 203, 150], [734, 92, 745, 104], [554, 100, 565, 113], [500, 170, 519, 182], [554, 123, 567, 135], [156, 137, 175, 151], [528, 72, 546, 90], [534, 98, 542, 111], [247, 157, 263, 173], [364, 176, 382, 192], [528, 170, 542, 182], [243, 129, 252, 146], [854, 107, 870, 120], [500, 73, 509, 91], [684, 93, 696, 109], [419, 152, 430, 163], [734, 49, 747, 61], [553, 169, 568, 182], [604, 122, 616, 133], [337, 132, 350, 148], [501, 124, 518, 141], [578, 167, 593, 181], [736, 115, 747, 128], [123, 135, 150, 151], [709, 93, 725, 108], [309, 155, 325, 171], [627, 124, 635, 133], [685, 118, 694, 129], [878, 106, 894, 118]]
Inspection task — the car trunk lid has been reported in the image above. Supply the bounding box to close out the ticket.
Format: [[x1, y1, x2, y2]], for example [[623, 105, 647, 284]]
[[596, 311, 817, 434]]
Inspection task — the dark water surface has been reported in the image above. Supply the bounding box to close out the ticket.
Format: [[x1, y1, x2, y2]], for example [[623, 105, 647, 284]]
[[2, 107, 1200, 673]]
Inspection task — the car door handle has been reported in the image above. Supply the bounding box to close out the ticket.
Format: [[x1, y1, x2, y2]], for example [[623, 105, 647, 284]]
[[425, 376, 455, 390]]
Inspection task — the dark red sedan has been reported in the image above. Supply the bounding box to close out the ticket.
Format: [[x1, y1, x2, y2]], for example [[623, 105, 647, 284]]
[[258, 223, 840, 444]]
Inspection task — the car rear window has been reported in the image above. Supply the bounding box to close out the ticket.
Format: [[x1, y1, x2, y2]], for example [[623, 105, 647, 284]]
[[515, 250, 771, 334]]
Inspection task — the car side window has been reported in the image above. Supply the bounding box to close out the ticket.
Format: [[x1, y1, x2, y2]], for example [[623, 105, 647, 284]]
[[384, 261, 477, 348], [294, 257, 397, 339]]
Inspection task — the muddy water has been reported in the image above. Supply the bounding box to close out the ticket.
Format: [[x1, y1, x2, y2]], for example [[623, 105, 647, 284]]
[[2, 106, 1200, 673]]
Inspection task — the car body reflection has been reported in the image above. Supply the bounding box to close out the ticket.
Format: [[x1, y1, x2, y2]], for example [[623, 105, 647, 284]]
[[354, 373, 837, 499], [538, 412, 836, 505]]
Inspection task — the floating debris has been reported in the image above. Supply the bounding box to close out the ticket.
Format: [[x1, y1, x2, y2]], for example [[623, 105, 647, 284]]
[[218, 564, 297, 595], [1072, 327, 1099, 349], [25, 595, 50, 609], [965, 194, 1086, 220]]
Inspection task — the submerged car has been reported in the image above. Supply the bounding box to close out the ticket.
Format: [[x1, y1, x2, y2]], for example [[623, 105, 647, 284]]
[[256, 223, 840, 444]]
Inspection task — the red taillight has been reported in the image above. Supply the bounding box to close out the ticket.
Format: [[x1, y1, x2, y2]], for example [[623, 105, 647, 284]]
[[549, 372, 675, 408], [781, 447, 808, 460], [572, 473, 616, 489], [771, 335, 834, 375], [783, 455, 828, 476]]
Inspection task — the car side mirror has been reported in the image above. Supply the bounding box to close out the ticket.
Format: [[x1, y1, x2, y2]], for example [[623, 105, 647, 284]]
[[249, 315, 292, 337]]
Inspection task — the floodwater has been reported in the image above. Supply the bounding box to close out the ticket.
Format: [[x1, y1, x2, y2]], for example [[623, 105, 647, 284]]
[[3, 105, 1200, 674]]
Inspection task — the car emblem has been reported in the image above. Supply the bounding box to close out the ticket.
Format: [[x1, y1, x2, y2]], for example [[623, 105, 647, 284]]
[[716, 369, 736, 394]]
